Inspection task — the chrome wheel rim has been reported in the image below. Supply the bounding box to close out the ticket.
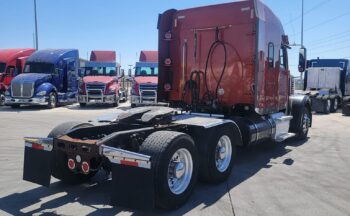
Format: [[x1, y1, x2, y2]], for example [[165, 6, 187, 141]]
[[326, 100, 331, 111], [167, 148, 193, 195], [215, 135, 232, 172], [50, 94, 56, 107], [0, 94, 4, 106], [302, 112, 310, 134]]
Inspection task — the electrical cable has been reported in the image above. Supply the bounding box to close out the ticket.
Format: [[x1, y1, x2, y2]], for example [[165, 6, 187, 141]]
[[203, 27, 227, 108], [284, 0, 331, 26]]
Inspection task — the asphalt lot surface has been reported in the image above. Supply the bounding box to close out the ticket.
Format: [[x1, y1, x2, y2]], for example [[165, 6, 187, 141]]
[[0, 103, 349, 216]]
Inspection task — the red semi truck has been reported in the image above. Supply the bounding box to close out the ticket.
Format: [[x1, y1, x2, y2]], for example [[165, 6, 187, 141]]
[[78, 50, 126, 107], [130, 51, 159, 107], [0, 48, 36, 105], [22, 0, 311, 210]]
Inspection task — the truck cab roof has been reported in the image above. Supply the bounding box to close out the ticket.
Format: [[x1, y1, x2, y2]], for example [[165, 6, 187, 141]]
[[27, 49, 79, 64], [308, 59, 349, 69], [139, 51, 158, 62], [0, 48, 36, 63]]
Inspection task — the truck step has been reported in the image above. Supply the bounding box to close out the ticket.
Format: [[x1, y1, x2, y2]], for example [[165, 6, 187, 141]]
[[275, 133, 295, 142]]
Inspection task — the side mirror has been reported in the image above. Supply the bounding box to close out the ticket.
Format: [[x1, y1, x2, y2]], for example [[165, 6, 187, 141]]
[[54, 68, 60, 76], [12, 68, 19, 76], [68, 61, 76, 71], [120, 69, 125, 77], [298, 48, 307, 72]]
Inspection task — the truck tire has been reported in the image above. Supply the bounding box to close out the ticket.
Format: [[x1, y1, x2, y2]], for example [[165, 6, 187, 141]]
[[291, 106, 311, 140], [323, 99, 331, 114], [79, 103, 86, 107], [330, 98, 338, 113], [139, 131, 199, 210], [199, 125, 237, 183], [112, 96, 119, 107], [47, 92, 57, 109], [48, 121, 96, 184], [0, 92, 4, 106], [342, 102, 350, 116]]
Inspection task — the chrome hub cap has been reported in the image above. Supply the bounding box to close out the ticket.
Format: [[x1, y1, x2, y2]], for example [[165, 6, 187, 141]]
[[167, 148, 193, 195], [51, 95, 56, 106], [334, 100, 338, 110], [215, 135, 232, 173]]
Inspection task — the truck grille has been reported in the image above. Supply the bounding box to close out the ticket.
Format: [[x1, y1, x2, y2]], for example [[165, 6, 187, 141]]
[[11, 82, 34, 98], [86, 83, 106, 96], [139, 84, 157, 100]]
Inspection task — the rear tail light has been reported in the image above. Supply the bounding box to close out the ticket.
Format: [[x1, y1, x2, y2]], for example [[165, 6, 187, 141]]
[[81, 161, 90, 174], [68, 159, 76, 170]]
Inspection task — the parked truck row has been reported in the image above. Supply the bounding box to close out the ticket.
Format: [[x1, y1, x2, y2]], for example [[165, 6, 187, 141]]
[[0, 49, 139, 109], [22, 0, 315, 210]]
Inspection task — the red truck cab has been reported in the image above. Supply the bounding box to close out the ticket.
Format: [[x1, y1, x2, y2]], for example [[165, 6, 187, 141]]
[[0, 48, 35, 105], [130, 51, 159, 108], [78, 50, 125, 107]]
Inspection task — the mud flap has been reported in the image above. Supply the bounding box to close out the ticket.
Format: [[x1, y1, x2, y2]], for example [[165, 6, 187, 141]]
[[23, 138, 54, 187], [311, 97, 327, 113], [111, 163, 155, 210], [342, 102, 350, 116], [101, 145, 154, 209]]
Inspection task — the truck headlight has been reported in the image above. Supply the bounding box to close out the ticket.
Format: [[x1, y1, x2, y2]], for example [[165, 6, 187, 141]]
[[36, 91, 47, 96], [5, 91, 10, 96]]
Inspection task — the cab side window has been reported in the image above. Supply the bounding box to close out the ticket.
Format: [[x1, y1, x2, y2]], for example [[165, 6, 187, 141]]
[[268, 42, 274, 68], [280, 47, 286, 70]]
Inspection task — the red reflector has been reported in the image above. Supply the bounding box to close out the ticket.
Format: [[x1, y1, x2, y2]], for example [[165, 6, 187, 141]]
[[120, 160, 139, 167], [164, 83, 171, 91], [31, 143, 44, 150], [164, 58, 172, 65], [81, 161, 90, 174], [68, 159, 75, 170], [165, 31, 172, 40]]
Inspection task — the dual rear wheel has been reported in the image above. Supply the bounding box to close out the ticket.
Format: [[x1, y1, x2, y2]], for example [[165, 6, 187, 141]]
[[140, 126, 237, 209]]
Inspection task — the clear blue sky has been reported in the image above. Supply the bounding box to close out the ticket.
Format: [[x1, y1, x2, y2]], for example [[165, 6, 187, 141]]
[[1, 0, 350, 76]]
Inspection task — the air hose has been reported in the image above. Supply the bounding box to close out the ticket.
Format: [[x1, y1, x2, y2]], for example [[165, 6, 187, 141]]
[[203, 27, 227, 108], [182, 27, 227, 111]]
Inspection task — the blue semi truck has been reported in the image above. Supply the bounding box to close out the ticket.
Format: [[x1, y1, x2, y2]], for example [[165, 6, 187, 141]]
[[5, 49, 79, 109]]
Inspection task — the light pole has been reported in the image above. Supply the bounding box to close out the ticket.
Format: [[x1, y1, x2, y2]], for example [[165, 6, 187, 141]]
[[300, 0, 304, 79], [34, 0, 39, 50]]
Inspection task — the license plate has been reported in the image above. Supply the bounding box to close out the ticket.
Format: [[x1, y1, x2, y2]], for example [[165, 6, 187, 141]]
[[18, 99, 28, 103]]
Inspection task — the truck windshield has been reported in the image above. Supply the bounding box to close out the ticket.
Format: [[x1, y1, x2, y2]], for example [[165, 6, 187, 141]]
[[135, 66, 158, 77], [24, 63, 54, 74], [84, 67, 117, 76], [0, 62, 6, 73]]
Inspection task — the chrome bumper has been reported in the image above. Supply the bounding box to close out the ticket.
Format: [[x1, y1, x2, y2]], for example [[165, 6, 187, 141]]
[[5, 96, 48, 105], [78, 94, 118, 104], [131, 91, 157, 105]]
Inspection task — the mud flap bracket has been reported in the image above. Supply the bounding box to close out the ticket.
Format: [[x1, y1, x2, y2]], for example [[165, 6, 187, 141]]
[[101, 145, 155, 210]]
